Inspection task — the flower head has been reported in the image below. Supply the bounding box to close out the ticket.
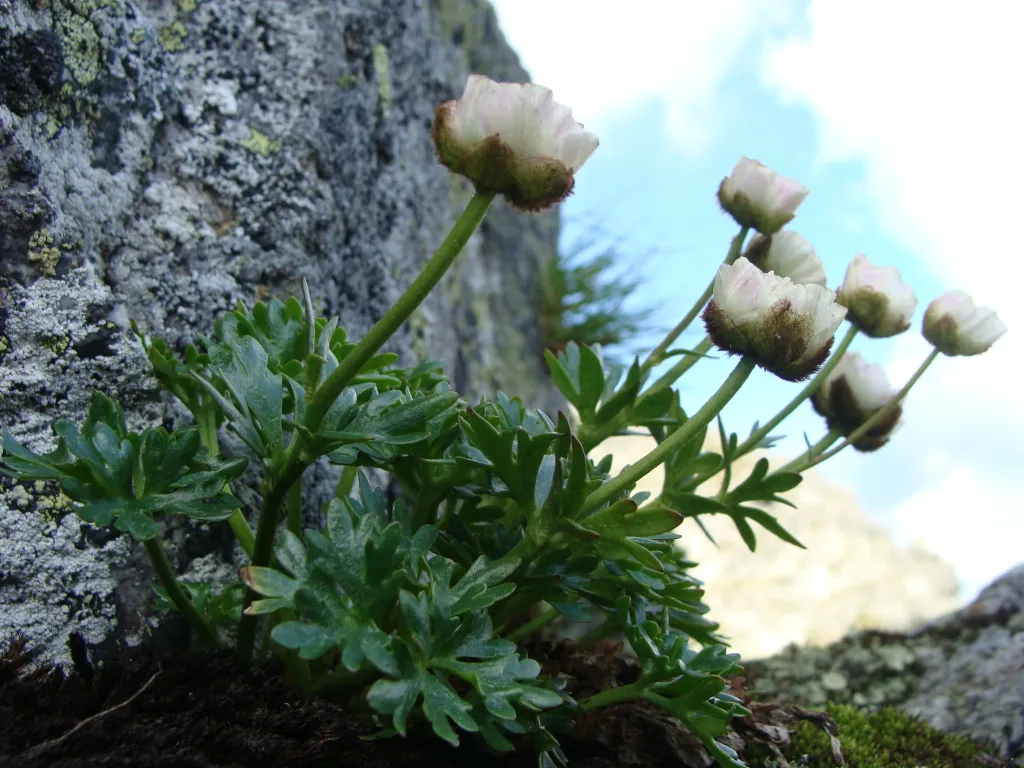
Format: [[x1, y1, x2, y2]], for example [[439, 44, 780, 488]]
[[923, 290, 1006, 356], [432, 74, 599, 211], [836, 254, 917, 338], [717, 158, 809, 234], [702, 256, 847, 381], [811, 352, 901, 451], [744, 230, 827, 286]]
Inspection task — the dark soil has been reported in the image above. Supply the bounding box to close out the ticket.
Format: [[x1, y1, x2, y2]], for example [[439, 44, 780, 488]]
[[0, 635, 870, 768]]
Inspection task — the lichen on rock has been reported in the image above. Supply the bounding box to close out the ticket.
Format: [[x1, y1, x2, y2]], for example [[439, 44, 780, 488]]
[[1, 0, 561, 666]]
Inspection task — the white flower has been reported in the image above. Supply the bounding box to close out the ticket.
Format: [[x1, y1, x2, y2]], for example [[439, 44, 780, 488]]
[[836, 254, 918, 338], [432, 74, 599, 211], [744, 230, 827, 286], [702, 256, 847, 381], [811, 352, 901, 451], [717, 157, 809, 235], [923, 290, 1007, 356]]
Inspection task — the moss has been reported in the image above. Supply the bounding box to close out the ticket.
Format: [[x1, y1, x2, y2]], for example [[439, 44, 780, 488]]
[[781, 703, 1003, 767], [371, 42, 391, 117], [238, 129, 282, 157], [28, 230, 62, 276]]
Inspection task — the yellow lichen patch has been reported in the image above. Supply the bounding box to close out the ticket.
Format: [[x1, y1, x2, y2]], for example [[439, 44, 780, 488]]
[[372, 43, 391, 117], [28, 230, 62, 276], [41, 334, 70, 355], [238, 129, 282, 157], [175, 0, 198, 12], [158, 21, 188, 52], [55, 6, 102, 86], [0, 336, 9, 354]]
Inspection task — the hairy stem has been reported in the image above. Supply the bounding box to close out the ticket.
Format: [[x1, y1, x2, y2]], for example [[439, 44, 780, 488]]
[[802, 349, 939, 470], [579, 357, 757, 516], [736, 324, 858, 457], [639, 226, 748, 374], [304, 190, 495, 433]]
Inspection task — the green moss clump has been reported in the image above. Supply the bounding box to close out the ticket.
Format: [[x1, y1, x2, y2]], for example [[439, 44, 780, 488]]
[[784, 703, 1004, 767]]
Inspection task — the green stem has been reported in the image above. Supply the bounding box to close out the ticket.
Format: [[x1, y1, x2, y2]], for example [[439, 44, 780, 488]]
[[802, 349, 939, 470], [735, 324, 859, 458], [578, 680, 648, 712], [775, 427, 842, 475], [237, 191, 496, 664], [286, 476, 302, 536], [505, 606, 560, 644], [144, 537, 219, 648], [237, 459, 309, 661], [579, 357, 757, 517], [304, 190, 495, 433], [197, 402, 255, 558], [639, 226, 749, 375]]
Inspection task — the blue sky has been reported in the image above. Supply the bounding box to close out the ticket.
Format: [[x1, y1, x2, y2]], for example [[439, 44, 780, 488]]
[[490, 0, 1023, 600]]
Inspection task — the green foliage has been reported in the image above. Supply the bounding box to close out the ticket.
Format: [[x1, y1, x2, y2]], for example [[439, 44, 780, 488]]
[[2, 289, 824, 768], [540, 237, 655, 360], [786, 703, 1003, 767], [0, 392, 247, 540]]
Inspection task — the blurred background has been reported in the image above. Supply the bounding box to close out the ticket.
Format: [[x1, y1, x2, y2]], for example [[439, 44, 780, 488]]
[[491, 0, 1022, 626]]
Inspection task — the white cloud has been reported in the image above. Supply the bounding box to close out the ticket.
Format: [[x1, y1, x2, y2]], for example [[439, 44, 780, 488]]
[[489, 0, 792, 154], [762, 0, 1024, 597]]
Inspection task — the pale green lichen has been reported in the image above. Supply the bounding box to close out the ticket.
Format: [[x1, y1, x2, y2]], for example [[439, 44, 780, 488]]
[[130, 28, 145, 45], [175, 0, 197, 12], [158, 21, 188, 52], [372, 43, 391, 117], [337, 73, 357, 89], [0, 337, 9, 355], [41, 334, 70, 355], [54, 4, 102, 86], [28, 231, 62, 276], [238, 129, 282, 157]]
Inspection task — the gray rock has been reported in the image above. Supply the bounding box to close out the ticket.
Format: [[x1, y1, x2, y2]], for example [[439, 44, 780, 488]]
[[743, 563, 1024, 763], [0, 0, 560, 666]]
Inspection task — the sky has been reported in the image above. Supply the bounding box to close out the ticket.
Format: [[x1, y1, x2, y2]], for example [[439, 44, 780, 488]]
[[489, 0, 1023, 601]]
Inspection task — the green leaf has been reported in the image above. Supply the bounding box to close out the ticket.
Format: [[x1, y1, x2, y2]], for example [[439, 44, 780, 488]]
[[200, 337, 284, 461], [582, 499, 683, 539], [576, 344, 605, 414], [543, 350, 579, 403]]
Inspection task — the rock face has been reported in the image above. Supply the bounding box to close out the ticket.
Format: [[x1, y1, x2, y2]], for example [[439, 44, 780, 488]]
[[744, 564, 1024, 764], [0, 0, 558, 665], [602, 434, 962, 660]]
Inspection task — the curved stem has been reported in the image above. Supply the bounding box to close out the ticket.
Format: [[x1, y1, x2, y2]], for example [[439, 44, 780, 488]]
[[578, 679, 648, 711], [775, 427, 842, 475], [144, 537, 219, 648], [304, 190, 495, 432], [736, 324, 859, 457], [579, 357, 757, 517], [505, 606, 560, 644], [802, 349, 939, 470], [639, 226, 748, 374]]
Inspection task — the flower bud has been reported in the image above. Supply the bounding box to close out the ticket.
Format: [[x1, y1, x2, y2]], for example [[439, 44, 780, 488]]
[[717, 157, 809, 235], [702, 257, 847, 381], [922, 290, 1006, 356], [744, 230, 827, 286], [432, 74, 599, 211], [811, 352, 901, 451], [836, 254, 918, 338]]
